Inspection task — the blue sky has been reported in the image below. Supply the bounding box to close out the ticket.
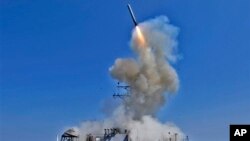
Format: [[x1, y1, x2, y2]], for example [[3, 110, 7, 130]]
[[1, 0, 250, 141]]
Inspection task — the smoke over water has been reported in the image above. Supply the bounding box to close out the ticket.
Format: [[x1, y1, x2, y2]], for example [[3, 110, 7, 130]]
[[77, 16, 185, 141]]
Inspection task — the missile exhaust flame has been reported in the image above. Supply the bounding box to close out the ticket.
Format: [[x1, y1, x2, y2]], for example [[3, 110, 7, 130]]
[[135, 26, 146, 47]]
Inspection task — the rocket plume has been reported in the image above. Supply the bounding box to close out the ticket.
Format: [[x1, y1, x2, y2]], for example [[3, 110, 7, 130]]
[[135, 26, 146, 47], [75, 16, 184, 141]]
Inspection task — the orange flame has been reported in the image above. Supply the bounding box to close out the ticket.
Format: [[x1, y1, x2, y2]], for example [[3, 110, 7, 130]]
[[135, 26, 146, 47]]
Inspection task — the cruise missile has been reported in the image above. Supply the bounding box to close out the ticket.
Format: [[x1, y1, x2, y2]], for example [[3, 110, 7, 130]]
[[127, 4, 138, 26]]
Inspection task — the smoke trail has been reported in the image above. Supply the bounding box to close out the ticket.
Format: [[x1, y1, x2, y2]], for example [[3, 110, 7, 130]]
[[109, 16, 179, 119], [76, 16, 185, 141]]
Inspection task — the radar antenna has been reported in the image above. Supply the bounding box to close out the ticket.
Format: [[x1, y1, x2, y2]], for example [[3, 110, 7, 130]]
[[113, 82, 131, 101]]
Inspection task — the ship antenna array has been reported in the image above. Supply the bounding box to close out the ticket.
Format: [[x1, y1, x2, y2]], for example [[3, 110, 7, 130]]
[[113, 82, 131, 101]]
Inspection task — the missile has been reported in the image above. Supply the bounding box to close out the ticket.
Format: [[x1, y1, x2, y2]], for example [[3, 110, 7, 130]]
[[127, 4, 138, 26]]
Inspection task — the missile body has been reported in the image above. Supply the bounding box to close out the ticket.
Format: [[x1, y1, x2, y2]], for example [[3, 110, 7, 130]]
[[127, 4, 138, 26]]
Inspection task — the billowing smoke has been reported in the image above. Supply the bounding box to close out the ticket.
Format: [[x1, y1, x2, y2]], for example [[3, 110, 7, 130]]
[[76, 16, 185, 141], [110, 16, 179, 119]]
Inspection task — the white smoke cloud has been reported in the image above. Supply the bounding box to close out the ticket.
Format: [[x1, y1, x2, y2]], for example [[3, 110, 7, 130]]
[[75, 16, 184, 141], [78, 106, 185, 141]]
